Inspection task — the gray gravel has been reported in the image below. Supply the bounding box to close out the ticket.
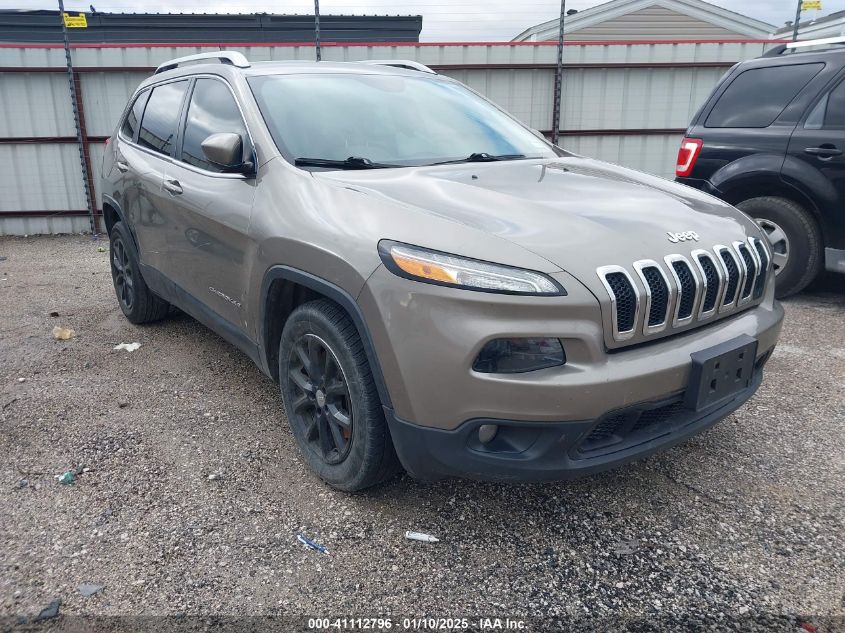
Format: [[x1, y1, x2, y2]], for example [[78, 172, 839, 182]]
[[1, 235, 843, 630]]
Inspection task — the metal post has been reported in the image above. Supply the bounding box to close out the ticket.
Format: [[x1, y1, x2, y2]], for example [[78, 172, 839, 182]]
[[551, 0, 566, 146], [792, 0, 802, 41], [314, 0, 321, 62], [57, 0, 97, 235]]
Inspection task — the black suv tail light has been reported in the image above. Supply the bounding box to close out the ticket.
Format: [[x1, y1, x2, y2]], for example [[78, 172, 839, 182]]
[[675, 138, 703, 178]]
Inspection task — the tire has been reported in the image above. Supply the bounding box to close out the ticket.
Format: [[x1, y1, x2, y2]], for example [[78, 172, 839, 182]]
[[109, 221, 170, 324], [278, 299, 400, 492], [736, 196, 822, 299]]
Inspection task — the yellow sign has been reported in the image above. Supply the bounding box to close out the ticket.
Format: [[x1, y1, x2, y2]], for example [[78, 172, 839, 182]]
[[802, 0, 822, 10], [62, 13, 88, 28]]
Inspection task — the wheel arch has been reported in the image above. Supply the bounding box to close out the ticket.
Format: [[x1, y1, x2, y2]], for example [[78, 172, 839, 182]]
[[259, 266, 392, 409], [101, 194, 142, 251], [710, 156, 829, 238]]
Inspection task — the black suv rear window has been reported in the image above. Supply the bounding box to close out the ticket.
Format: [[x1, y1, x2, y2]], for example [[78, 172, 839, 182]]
[[138, 80, 189, 155], [705, 63, 823, 128]]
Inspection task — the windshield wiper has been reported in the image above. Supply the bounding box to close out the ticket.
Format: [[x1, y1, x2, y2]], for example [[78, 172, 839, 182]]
[[430, 152, 527, 166], [294, 156, 403, 170]]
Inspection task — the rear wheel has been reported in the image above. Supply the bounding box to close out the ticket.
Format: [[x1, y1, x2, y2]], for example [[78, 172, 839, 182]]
[[278, 299, 400, 492], [736, 196, 822, 298], [109, 221, 170, 323]]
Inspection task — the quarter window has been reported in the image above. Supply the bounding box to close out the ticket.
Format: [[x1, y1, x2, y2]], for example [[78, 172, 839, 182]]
[[120, 90, 148, 141], [181, 78, 248, 172], [706, 63, 823, 128], [137, 80, 189, 156]]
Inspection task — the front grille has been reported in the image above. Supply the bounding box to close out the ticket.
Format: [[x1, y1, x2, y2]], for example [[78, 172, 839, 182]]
[[597, 239, 764, 343], [671, 259, 696, 320], [737, 243, 757, 300], [719, 248, 740, 306], [697, 254, 720, 313]]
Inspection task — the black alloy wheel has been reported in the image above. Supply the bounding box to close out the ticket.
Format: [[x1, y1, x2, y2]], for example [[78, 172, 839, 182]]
[[287, 333, 354, 465], [111, 235, 135, 312]]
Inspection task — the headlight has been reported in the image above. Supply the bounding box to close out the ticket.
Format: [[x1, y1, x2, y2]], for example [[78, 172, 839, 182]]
[[378, 241, 565, 295]]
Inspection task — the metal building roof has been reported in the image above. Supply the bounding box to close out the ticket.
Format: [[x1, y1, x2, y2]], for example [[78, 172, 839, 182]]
[[0, 10, 422, 44]]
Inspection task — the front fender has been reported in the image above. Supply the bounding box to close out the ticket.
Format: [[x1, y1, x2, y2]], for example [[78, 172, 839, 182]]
[[779, 154, 838, 218]]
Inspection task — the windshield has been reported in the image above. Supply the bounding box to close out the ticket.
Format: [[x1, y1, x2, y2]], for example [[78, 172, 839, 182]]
[[248, 73, 557, 168]]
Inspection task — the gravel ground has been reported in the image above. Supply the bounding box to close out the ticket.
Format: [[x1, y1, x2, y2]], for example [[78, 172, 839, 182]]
[[1, 235, 843, 631]]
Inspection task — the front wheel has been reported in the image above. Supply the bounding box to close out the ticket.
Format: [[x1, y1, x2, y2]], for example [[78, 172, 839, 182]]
[[278, 299, 400, 492], [736, 197, 822, 298]]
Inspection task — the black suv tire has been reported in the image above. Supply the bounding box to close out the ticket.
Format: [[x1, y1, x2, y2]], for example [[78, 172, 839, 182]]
[[736, 197, 822, 298], [109, 221, 170, 323], [278, 299, 400, 492]]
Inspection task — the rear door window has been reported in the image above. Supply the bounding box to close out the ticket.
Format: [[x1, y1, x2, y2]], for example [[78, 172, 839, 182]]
[[180, 78, 249, 172], [120, 90, 148, 141], [804, 78, 845, 129], [137, 80, 189, 156], [705, 63, 824, 128]]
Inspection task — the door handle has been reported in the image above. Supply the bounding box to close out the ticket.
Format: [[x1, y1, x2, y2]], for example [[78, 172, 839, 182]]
[[163, 179, 183, 195], [115, 160, 129, 173], [804, 145, 843, 158]]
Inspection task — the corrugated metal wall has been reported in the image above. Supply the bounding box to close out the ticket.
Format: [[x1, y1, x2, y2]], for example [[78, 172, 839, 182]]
[[0, 40, 776, 235]]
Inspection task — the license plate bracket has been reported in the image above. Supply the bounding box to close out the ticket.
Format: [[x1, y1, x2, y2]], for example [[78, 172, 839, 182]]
[[684, 334, 758, 411]]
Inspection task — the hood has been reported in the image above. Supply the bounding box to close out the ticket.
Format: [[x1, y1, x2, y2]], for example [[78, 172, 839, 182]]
[[316, 157, 760, 286]]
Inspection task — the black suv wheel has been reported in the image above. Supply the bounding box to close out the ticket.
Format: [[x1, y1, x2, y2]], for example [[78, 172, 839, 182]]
[[736, 197, 822, 298], [109, 221, 170, 323], [278, 299, 400, 492]]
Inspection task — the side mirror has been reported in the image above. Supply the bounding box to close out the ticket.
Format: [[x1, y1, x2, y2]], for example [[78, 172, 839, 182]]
[[201, 132, 254, 174]]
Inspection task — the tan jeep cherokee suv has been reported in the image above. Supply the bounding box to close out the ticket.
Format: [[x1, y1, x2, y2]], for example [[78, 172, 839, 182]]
[[101, 52, 783, 491]]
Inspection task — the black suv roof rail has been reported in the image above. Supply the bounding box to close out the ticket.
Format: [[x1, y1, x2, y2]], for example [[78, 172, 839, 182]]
[[763, 35, 845, 58], [155, 51, 250, 74]]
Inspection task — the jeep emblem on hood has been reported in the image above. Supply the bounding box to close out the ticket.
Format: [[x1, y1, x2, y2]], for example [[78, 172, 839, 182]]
[[667, 230, 700, 243]]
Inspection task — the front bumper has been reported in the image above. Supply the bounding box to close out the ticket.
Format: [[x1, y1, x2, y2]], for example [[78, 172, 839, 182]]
[[359, 262, 783, 481], [386, 369, 765, 481]]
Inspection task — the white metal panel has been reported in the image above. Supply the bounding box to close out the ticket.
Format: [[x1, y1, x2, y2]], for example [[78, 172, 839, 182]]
[[0, 215, 90, 236], [89, 141, 105, 208], [561, 133, 682, 178], [560, 66, 726, 129], [80, 71, 149, 137], [0, 144, 86, 212], [0, 73, 74, 137]]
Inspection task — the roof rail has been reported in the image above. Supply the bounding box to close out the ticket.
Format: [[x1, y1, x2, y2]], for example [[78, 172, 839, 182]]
[[763, 35, 845, 57], [359, 59, 436, 74], [155, 51, 250, 74], [786, 34, 845, 49]]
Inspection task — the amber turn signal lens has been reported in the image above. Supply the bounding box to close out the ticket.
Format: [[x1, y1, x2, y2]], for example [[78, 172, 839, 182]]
[[391, 252, 457, 284]]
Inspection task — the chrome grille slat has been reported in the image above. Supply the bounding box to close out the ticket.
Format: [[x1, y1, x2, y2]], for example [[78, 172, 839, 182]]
[[691, 249, 723, 320], [664, 254, 700, 327], [734, 241, 757, 305], [633, 260, 671, 335], [597, 239, 768, 344], [715, 245, 742, 311], [596, 265, 640, 342], [749, 237, 770, 300]]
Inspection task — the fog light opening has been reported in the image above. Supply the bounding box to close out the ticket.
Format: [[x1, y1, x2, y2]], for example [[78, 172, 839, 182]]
[[472, 337, 565, 374], [478, 424, 499, 444]]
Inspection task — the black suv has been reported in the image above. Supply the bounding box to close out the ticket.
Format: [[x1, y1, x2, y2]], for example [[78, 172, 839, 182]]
[[676, 37, 845, 297]]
